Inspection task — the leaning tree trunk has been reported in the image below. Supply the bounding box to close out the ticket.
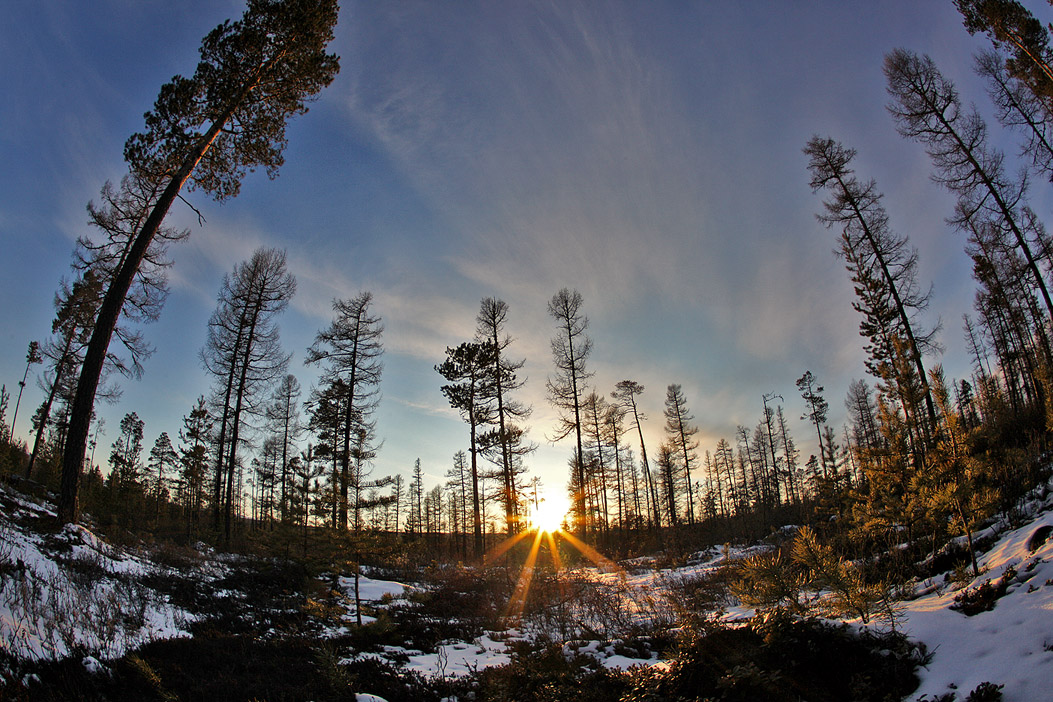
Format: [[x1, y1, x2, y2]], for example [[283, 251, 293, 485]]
[[58, 91, 251, 523]]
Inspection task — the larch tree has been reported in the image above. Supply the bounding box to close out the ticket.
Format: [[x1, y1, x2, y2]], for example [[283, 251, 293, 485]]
[[974, 48, 1053, 182], [582, 392, 612, 532], [36, 173, 186, 485], [845, 379, 882, 461], [475, 297, 531, 536], [613, 380, 660, 529], [884, 48, 1053, 327], [27, 273, 106, 479], [202, 247, 295, 540], [796, 371, 830, 476], [436, 341, 498, 558], [776, 406, 801, 504], [655, 442, 680, 527], [59, 0, 340, 523], [805, 136, 940, 442], [266, 373, 303, 522], [75, 174, 188, 380], [446, 451, 470, 554], [547, 288, 593, 537], [603, 401, 631, 529], [390, 473, 405, 533], [407, 458, 424, 536], [663, 384, 700, 525], [713, 438, 738, 515], [305, 292, 384, 531]]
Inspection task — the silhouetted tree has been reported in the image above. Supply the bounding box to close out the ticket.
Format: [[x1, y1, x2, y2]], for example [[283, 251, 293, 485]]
[[178, 396, 212, 534], [267, 373, 303, 521], [613, 380, 660, 529], [202, 247, 295, 540], [11, 341, 41, 440], [437, 341, 498, 557], [147, 432, 177, 520], [475, 297, 532, 535], [547, 288, 593, 536], [885, 48, 1053, 327], [306, 292, 384, 531], [805, 135, 940, 444], [796, 371, 830, 476], [110, 412, 145, 500]]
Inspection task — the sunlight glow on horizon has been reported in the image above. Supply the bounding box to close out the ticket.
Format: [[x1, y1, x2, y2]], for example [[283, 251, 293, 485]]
[[527, 493, 571, 534]]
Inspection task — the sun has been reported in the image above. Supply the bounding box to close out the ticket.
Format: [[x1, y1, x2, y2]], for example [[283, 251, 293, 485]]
[[527, 493, 570, 533], [486, 490, 620, 623]]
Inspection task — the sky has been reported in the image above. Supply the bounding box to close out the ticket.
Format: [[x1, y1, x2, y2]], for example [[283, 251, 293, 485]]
[[2, 1, 1049, 500]]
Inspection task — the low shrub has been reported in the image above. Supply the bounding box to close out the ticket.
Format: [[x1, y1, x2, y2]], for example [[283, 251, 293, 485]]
[[622, 615, 924, 702], [951, 567, 1016, 616], [464, 638, 630, 702]]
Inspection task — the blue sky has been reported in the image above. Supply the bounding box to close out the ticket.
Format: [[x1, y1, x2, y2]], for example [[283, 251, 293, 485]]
[[1, 1, 1042, 497]]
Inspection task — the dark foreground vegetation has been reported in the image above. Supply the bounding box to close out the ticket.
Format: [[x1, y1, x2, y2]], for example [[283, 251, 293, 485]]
[[0, 476, 930, 702]]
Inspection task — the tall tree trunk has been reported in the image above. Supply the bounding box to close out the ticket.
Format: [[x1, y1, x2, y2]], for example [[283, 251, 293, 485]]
[[59, 95, 249, 523]]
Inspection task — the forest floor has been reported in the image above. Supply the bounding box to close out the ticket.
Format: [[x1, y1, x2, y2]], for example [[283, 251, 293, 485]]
[[1, 479, 1053, 701]]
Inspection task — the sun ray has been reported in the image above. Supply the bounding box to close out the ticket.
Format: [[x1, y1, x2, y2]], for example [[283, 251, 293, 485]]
[[483, 528, 533, 565], [544, 530, 564, 571], [559, 531, 621, 573], [527, 493, 571, 534], [505, 528, 545, 621]]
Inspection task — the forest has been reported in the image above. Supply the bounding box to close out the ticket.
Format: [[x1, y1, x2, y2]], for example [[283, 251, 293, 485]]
[[3, 1, 1053, 700]]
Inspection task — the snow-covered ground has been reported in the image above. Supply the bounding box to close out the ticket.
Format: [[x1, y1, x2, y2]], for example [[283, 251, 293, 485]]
[[345, 632, 515, 679], [896, 509, 1053, 701], [3, 477, 1053, 701], [0, 485, 200, 662], [326, 572, 411, 627]]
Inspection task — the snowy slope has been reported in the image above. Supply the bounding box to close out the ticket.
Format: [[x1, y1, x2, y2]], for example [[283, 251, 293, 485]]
[[898, 509, 1053, 701], [0, 485, 197, 661]]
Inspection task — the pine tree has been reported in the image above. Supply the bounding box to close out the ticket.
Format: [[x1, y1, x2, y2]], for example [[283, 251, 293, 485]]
[[178, 396, 212, 535], [796, 371, 830, 476], [437, 341, 498, 557], [109, 412, 145, 503], [305, 292, 384, 531], [11, 341, 41, 440], [59, 0, 339, 523], [147, 431, 177, 521], [956, 0, 1053, 112], [475, 297, 532, 535]]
